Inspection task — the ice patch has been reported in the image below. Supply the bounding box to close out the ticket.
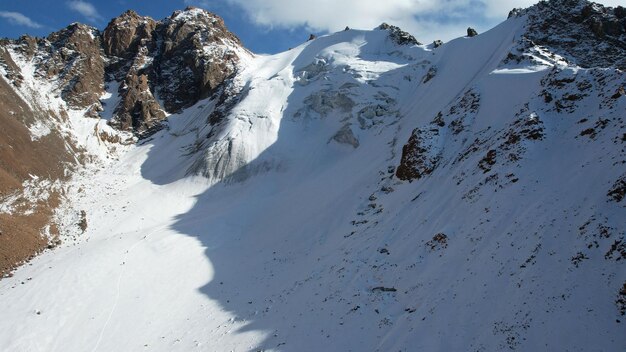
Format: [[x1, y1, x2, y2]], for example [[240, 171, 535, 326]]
[[99, 81, 122, 121]]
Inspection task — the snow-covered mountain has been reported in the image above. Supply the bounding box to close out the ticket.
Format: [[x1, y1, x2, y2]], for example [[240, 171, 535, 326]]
[[0, 0, 625, 351]]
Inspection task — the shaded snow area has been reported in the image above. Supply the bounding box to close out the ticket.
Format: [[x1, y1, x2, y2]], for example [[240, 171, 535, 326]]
[[99, 80, 122, 121], [1, 13, 626, 352]]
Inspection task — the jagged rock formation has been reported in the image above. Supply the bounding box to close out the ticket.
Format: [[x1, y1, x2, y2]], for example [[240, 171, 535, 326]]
[[0, 7, 247, 275], [4, 24, 105, 116], [102, 10, 156, 59], [155, 8, 243, 112], [378, 23, 421, 45], [511, 0, 626, 69], [0, 7, 246, 136]]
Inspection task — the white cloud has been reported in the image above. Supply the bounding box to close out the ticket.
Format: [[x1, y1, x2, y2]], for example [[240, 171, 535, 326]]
[[198, 0, 625, 43], [0, 11, 43, 28], [66, 0, 103, 22]]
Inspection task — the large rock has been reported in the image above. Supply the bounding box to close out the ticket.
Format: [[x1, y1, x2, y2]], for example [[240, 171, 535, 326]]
[[102, 10, 156, 59], [378, 23, 421, 46], [467, 27, 478, 37], [154, 7, 243, 112]]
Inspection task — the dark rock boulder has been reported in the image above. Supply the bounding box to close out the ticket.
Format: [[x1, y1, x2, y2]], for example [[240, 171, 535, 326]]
[[467, 27, 478, 37], [396, 127, 440, 181], [378, 23, 421, 46]]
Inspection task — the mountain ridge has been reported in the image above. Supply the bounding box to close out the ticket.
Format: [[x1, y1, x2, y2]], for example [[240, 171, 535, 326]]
[[0, 1, 625, 350]]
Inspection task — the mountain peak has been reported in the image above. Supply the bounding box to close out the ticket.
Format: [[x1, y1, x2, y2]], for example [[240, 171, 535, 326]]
[[170, 6, 221, 23], [102, 9, 156, 58], [512, 0, 626, 69]]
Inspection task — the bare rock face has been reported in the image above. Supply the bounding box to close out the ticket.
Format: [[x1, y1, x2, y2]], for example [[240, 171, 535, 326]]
[[1, 7, 244, 137], [515, 0, 626, 69], [102, 10, 156, 59], [0, 7, 246, 136], [112, 67, 165, 135], [103, 11, 164, 135], [13, 24, 106, 113], [154, 7, 243, 112], [101, 7, 245, 134], [395, 127, 441, 181]]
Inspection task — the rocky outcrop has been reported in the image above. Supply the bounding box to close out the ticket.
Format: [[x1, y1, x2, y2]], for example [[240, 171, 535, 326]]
[[395, 127, 441, 181], [111, 66, 165, 135], [467, 27, 478, 37], [378, 23, 421, 46], [101, 7, 245, 133], [1, 7, 246, 135], [102, 10, 156, 60], [514, 0, 626, 69], [9, 24, 106, 114], [153, 7, 243, 113], [47, 24, 105, 113]]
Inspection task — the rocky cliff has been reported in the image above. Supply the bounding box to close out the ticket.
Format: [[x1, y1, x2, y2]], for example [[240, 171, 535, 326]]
[[1, 6, 247, 136], [0, 7, 247, 276]]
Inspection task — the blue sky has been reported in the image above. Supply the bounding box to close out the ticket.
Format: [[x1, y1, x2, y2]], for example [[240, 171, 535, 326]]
[[0, 0, 623, 54]]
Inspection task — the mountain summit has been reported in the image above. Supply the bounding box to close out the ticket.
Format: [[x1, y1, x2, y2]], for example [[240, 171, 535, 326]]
[[0, 1, 625, 351]]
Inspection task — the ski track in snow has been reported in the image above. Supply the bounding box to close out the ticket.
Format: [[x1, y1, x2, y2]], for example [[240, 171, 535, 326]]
[[91, 233, 150, 352]]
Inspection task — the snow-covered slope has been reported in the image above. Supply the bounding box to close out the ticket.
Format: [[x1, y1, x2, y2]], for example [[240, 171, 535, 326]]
[[1, 1, 625, 351]]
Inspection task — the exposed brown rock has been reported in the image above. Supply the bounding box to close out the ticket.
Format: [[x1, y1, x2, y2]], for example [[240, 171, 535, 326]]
[[378, 23, 421, 46], [608, 174, 626, 202], [427, 233, 448, 251], [43, 23, 105, 110], [103, 10, 156, 59], [110, 65, 165, 135], [478, 150, 497, 173], [0, 66, 78, 277], [154, 8, 243, 112], [0, 7, 249, 275], [617, 282, 626, 316], [396, 128, 440, 181]]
